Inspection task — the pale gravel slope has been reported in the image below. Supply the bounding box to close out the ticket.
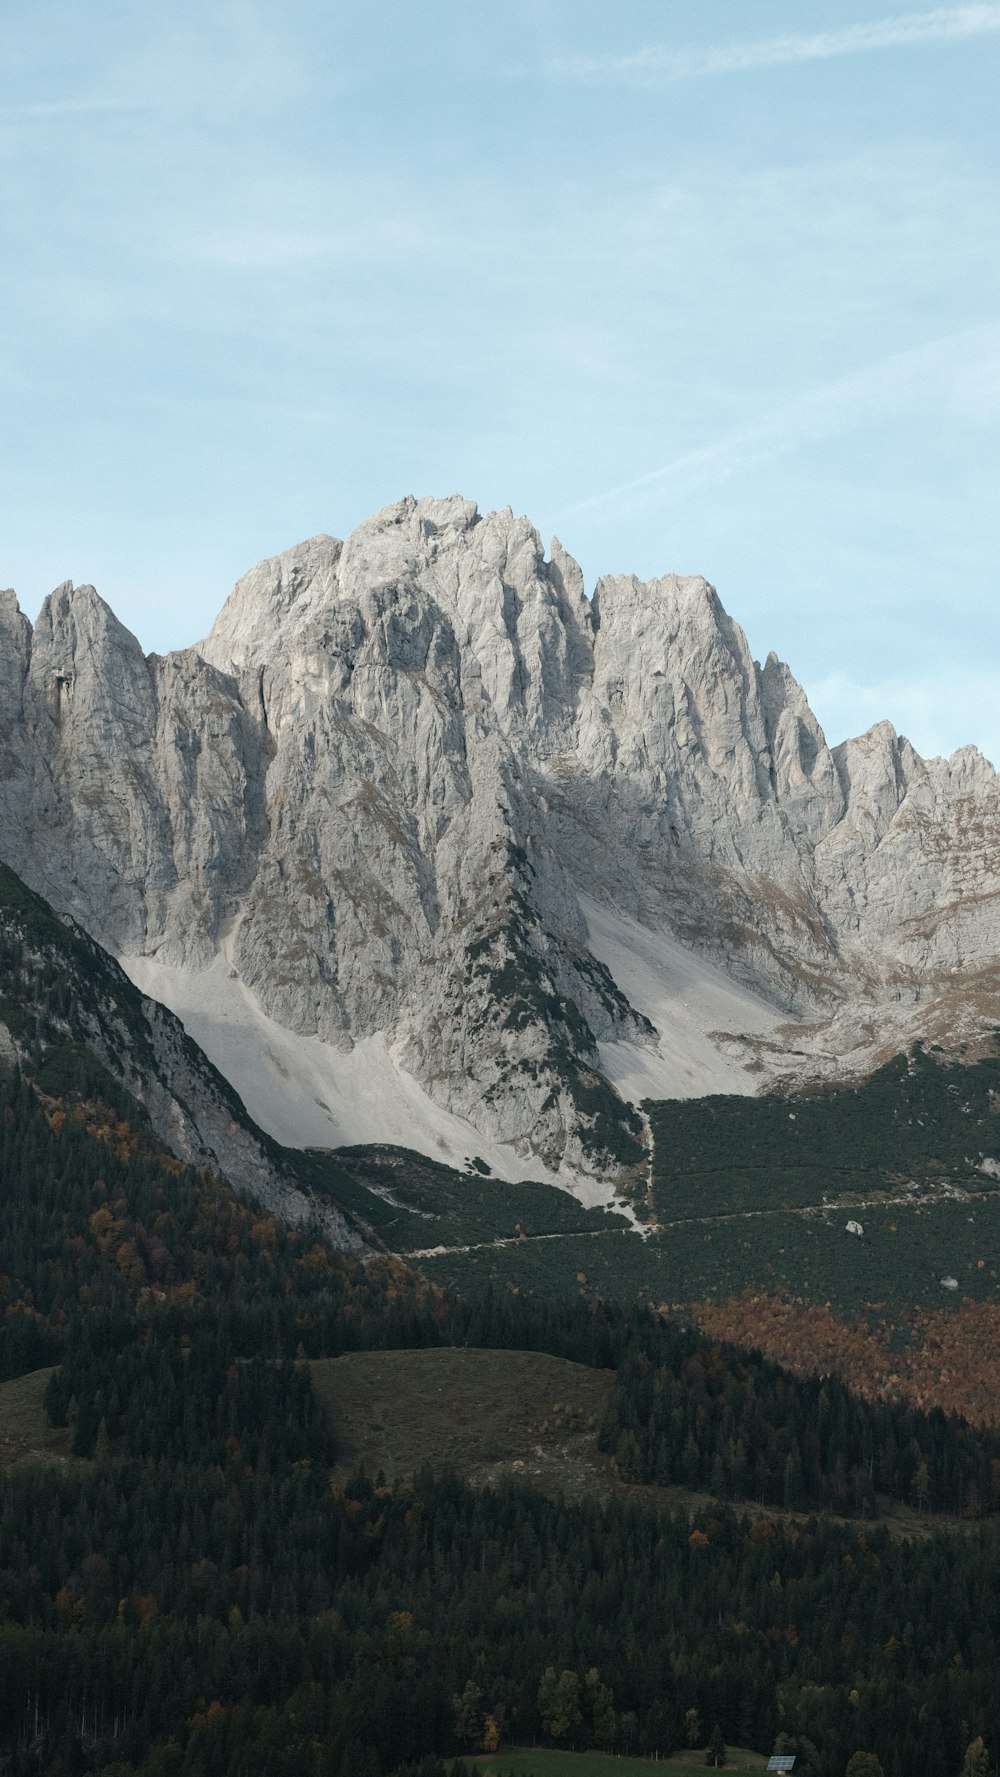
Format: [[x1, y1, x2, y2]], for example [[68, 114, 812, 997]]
[[121, 952, 616, 1207], [581, 895, 780, 1102]]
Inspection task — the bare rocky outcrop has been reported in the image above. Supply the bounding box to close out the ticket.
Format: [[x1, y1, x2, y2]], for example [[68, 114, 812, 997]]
[[1, 494, 998, 1185]]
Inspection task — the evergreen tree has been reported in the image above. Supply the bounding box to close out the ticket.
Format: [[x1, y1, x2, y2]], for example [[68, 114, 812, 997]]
[[706, 1722, 727, 1767]]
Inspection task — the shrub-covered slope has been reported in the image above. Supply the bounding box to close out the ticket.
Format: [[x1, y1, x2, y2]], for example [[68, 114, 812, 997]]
[[647, 1045, 1000, 1223]]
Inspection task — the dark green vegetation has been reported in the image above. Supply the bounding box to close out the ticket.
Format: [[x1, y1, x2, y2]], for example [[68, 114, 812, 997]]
[[602, 1333, 1000, 1517], [420, 1189, 1000, 1316], [424, 1048, 1000, 1316], [3, 1024, 1000, 1773], [456, 1752, 766, 1775], [648, 1047, 1000, 1223], [45, 1338, 326, 1470], [4, 1407, 1000, 1777], [0, 859, 288, 1147], [0, 860, 160, 1116], [0, 1063, 392, 1385], [300, 1144, 625, 1252], [3, 1028, 996, 1521]]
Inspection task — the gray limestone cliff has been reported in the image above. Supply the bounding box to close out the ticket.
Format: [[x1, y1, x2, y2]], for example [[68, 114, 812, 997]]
[[2, 495, 999, 1185]]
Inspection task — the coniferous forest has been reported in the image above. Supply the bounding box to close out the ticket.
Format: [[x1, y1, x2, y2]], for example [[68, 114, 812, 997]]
[[1, 1052, 1000, 1774]]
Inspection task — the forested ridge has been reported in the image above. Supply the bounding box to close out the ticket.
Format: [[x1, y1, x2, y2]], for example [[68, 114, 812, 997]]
[[3, 873, 1000, 1777], [601, 1339, 1000, 1518], [3, 1055, 999, 1521], [4, 1445, 1000, 1777]]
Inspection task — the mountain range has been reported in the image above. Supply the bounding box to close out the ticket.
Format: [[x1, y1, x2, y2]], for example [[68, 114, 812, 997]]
[[2, 493, 999, 1196]]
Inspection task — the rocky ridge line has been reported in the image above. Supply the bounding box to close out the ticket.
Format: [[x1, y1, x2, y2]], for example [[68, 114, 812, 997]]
[[0, 495, 997, 1185]]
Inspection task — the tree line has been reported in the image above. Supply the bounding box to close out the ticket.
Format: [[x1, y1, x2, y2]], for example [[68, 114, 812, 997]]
[[601, 1339, 1000, 1517]]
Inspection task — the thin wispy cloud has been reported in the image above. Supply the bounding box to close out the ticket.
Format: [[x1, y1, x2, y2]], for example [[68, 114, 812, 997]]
[[556, 5, 1000, 84], [3, 98, 151, 118], [556, 324, 1000, 522]]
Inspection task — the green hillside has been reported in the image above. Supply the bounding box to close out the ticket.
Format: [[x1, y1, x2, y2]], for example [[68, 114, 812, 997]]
[[420, 1046, 1000, 1316], [457, 1752, 767, 1777], [2, 937, 1000, 1770], [648, 1045, 1000, 1221], [300, 1141, 626, 1251]]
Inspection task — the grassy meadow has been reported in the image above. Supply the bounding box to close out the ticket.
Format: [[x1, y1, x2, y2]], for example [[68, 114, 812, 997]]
[[455, 1747, 767, 1776]]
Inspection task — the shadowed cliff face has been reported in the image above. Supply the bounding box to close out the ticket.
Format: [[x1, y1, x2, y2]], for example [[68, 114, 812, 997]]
[[1, 493, 999, 1184]]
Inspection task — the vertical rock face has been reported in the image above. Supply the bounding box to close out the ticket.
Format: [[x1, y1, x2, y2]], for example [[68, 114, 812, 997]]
[[1, 493, 999, 1183], [0, 578, 268, 965], [197, 499, 646, 1176]]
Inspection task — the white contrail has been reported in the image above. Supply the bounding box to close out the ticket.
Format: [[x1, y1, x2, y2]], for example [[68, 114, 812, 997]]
[[557, 5, 1000, 83], [555, 325, 1000, 521]]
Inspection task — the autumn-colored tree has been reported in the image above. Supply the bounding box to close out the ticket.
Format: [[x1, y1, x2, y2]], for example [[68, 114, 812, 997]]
[[452, 1679, 483, 1747], [961, 1738, 989, 1777], [480, 1713, 501, 1753], [845, 1753, 886, 1777]]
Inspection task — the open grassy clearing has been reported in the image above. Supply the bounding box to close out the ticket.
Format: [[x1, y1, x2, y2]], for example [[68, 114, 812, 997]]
[[0, 1344, 979, 1538], [455, 1746, 767, 1775], [309, 1346, 973, 1537], [0, 1367, 75, 1468], [311, 1347, 616, 1500]]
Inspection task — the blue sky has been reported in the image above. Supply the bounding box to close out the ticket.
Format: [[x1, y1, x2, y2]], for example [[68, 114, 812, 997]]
[[2, 2, 998, 760]]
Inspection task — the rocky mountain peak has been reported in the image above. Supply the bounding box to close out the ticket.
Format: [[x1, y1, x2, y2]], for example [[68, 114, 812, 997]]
[[933, 742, 999, 790], [1, 497, 999, 1192], [758, 652, 843, 841], [203, 534, 343, 671], [31, 580, 155, 742]]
